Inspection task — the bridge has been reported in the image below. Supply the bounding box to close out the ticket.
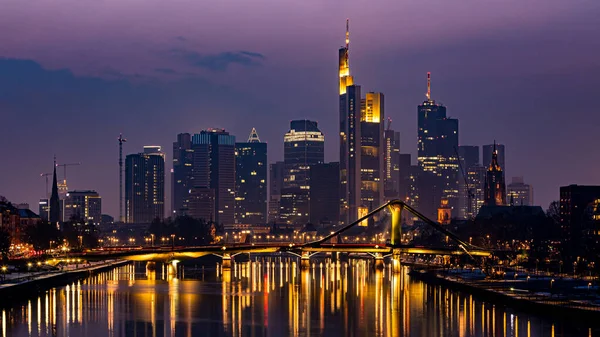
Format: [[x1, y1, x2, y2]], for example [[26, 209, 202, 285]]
[[75, 200, 492, 273]]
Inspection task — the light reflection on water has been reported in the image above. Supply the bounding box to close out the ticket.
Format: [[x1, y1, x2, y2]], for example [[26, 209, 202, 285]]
[[0, 258, 597, 337]]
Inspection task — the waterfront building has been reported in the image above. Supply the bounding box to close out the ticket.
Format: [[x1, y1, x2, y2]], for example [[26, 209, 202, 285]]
[[63, 190, 102, 224], [417, 73, 459, 219], [309, 162, 340, 226], [189, 129, 236, 226], [280, 120, 324, 225], [507, 177, 534, 206], [483, 143, 506, 206], [268, 161, 285, 223], [172, 133, 194, 216], [559, 185, 600, 252], [235, 128, 267, 225], [125, 146, 165, 223], [38, 198, 49, 221]]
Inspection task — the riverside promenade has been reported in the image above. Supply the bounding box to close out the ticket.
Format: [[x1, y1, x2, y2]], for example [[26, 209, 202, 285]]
[[410, 267, 600, 321], [0, 260, 129, 301]]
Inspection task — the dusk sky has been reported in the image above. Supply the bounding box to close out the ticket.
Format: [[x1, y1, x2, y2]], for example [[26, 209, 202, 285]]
[[1, 0, 599, 218]]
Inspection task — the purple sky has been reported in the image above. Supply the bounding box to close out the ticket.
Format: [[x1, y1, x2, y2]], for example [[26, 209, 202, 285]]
[[0, 0, 599, 217]]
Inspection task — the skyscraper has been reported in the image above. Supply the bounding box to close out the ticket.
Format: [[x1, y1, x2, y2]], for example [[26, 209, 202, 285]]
[[63, 190, 102, 224], [483, 143, 506, 206], [125, 146, 165, 223], [458, 145, 480, 219], [49, 159, 61, 225], [507, 177, 534, 206], [172, 133, 194, 216], [280, 120, 324, 225], [417, 73, 459, 219], [383, 127, 401, 201], [398, 153, 412, 203], [466, 165, 486, 217], [360, 92, 385, 213], [340, 84, 362, 225], [268, 161, 285, 223], [235, 128, 267, 225], [309, 162, 340, 226], [189, 129, 236, 226], [338, 20, 361, 226], [483, 143, 505, 177]]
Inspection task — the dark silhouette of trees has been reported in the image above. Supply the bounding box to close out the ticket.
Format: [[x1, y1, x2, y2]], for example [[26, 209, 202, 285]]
[[0, 228, 11, 261], [24, 221, 62, 251]]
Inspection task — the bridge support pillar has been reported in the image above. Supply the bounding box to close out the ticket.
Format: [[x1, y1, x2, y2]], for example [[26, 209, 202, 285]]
[[389, 202, 403, 247], [167, 260, 178, 277], [374, 253, 385, 270], [392, 249, 402, 274], [146, 261, 156, 271], [222, 253, 232, 269], [300, 252, 311, 269]]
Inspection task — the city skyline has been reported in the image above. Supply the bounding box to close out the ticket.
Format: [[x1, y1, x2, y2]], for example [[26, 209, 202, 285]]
[[1, 1, 599, 217]]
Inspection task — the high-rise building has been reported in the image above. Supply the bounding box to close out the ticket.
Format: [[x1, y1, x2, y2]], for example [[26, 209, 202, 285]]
[[398, 154, 412, 203], [49, 160, 61, 225], [309, 162, 340, 226], [559, 185, 600, 249], [466, 165, 486, 217], [189, 129, 236, 226], [417, 73, 459, 219], [507, 177, 534, 206], [63, 190, 102, 224], [360, 92, 385, 214], [235, 128, 267, 225], [458, 145, 480, 219], [483, 143, 505, 177], [172, 133, 194, 216], [383, 128, 401, 201], [483, 143, 506, 206], [338, 19, 354, 96], [340, 84, 362, 225], [38, 199, 49, 221], [268, 161, 285, 223], [280, 120, 324, 225], [125, 146, 165, 223]]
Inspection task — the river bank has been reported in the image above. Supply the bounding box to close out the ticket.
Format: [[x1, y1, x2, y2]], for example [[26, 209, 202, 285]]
[[0, 260, 129, 303], [409, 268, 600, 322]]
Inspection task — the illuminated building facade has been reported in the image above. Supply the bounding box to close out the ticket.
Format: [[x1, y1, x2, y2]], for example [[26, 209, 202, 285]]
[[125, 146, 165, 223], [360, 92, 385, 213], [383, 128, 401, 201], [172, 133, 194, 216], [38, 198, 49, 221], [483, 143, 506, 206], [190, 129, 236, 226], [235, 128, 267, 225], [63, 190, 102, 224], [340, 84, 362, 225], [560, 185, 600, 254], [309, 162, 340, 226], [268, 161, 285, 223], [280, 120, 324, 225], [458, 145, 480, 219], [507, 176, 533, 206], [417, 73, 459, 219], [466, 165, 486, 217]]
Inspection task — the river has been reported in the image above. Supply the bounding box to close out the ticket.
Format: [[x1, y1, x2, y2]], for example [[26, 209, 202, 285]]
[[0, 257, 597, 337]]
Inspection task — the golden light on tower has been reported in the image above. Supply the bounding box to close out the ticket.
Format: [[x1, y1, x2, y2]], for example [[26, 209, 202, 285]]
[[339, 19, 354, 95]]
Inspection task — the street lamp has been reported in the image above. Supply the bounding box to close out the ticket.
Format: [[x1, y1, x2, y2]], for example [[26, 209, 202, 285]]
[[151, 233, 155, 247], [171, 234, 175, 249]]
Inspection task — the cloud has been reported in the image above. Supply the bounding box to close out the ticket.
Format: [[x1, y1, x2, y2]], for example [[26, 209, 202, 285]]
[[169, 49, 265, 71], [155, 68, 177, 74], [175, 36, 187, 42]]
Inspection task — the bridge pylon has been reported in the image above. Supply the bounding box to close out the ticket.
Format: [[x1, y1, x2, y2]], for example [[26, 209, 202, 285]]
[[222, 253, 232, 269], [300, 252, 311, 269], [389, 201, 403, 247]]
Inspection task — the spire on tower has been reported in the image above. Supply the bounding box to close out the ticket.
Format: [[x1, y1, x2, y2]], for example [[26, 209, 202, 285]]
[[247, 128, 261, 143], [426, 72, 431, 101], [345, 18, 350, 48], [49, 155, 61, 225]]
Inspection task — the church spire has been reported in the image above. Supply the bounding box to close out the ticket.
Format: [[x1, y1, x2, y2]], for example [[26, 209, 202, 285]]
[[489, 140, 502, 172], [49, 156, 61, 225], [247, 128, 261, 143]]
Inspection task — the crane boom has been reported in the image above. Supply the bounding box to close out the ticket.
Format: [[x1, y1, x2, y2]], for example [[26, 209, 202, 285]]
[[55, 162, 81, 180]]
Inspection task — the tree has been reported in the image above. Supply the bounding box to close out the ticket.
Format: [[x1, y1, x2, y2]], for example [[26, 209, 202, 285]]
[[0, 228, 11, 261], [546, 201, 560, 225], [24, 221, 62, 251]]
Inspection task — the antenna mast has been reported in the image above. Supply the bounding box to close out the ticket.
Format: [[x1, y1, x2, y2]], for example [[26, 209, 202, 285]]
[[426, 72, 431, 101], [345, 19, 350, 48], [118, 134, 127, 223]]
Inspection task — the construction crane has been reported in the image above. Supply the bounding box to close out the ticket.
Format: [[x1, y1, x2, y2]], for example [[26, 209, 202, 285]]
[[55, 162, 81, 181], [40, 172, 52, 197], [118, 134, 127, 223]]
